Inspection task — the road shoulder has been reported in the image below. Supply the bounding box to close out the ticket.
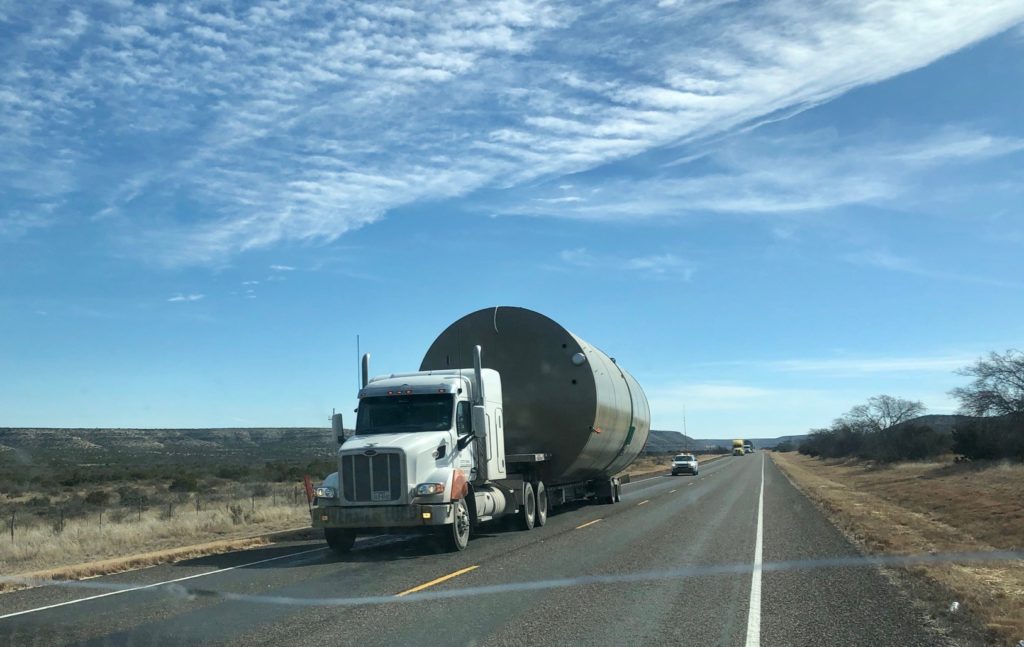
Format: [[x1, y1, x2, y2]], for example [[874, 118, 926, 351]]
[[770, 451, 1016, 646]]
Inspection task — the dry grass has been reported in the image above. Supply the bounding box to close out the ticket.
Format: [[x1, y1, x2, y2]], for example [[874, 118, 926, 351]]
[[0, 528, 316, 594], [771, 452, 1024, 645], [1, 497, 311, 583]]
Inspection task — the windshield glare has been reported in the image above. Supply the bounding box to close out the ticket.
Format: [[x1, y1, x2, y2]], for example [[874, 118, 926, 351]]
[[356, 394, 454, 435]]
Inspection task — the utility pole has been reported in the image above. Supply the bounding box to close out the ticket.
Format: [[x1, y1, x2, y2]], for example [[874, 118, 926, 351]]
[[683, 405, 688, 452]]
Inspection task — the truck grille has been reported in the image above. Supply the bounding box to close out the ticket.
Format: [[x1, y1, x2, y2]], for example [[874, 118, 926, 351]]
[[341, 452, 403, 503]]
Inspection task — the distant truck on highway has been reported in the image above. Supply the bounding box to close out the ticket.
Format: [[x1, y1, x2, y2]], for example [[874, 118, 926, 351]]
[[744, 440, 754, 453], [732, 439, 745, 456], [311, 307, 651, 554]]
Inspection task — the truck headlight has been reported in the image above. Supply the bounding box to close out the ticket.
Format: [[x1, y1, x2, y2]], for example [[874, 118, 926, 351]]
[[314, 486, 337, 499], [415, 483, 446, 496]]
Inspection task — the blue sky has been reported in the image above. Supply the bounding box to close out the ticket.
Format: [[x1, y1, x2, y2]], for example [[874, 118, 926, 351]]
[[2, 1, 1023, 438]]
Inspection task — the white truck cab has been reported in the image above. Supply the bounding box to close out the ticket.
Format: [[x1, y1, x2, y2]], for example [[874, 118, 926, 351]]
[[313, 348, 526, 553]]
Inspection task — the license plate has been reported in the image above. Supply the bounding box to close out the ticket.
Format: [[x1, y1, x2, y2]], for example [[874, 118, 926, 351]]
[[371, 490, 391, 501]]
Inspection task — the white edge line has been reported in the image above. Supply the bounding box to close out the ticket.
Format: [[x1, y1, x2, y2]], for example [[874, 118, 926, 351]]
[[744, 454, 765, 647], [0, 546, 326, 620]]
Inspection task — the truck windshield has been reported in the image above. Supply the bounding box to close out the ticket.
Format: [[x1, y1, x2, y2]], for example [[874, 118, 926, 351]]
[[675, 456, 694, 461], [356, 394, 454, 434]]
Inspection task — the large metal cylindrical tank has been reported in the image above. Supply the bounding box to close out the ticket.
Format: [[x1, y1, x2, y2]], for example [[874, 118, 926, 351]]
[[420, 306, 650, 484]]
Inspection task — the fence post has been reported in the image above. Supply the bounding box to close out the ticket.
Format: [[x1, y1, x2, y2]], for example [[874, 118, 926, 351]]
[[195, 494, 200, 517], [9, 510, 14, 544], [59, 507, 65, 533], [99, 510, 103, 529], [251, 495, 255, 512]]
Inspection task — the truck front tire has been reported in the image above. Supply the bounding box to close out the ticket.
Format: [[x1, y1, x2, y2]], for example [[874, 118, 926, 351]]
[[519, 482, 536, 530], [324, 528, 356, 556], [439, 498, 471, 552]]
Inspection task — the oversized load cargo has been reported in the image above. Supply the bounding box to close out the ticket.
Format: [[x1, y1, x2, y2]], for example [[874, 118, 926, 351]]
[[420, 306, 651, 484]]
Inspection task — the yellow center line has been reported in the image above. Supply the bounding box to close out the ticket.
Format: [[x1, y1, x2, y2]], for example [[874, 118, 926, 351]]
[[575, 518, 603, 529], [395, 565, 480, 597], [637, 499, 650, 506]]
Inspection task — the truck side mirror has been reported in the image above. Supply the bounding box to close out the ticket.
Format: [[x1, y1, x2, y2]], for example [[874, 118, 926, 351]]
[[331, 413, 348, 444], [471, 405, 487, 439]]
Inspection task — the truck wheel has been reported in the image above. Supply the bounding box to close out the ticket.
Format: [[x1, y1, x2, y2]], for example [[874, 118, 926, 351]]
[[440, 498, 471, 552], [535, 481, 548, 527], [613, 481, 621, 503], [324, 528, 356, 556], [519, 482, 536, 530]]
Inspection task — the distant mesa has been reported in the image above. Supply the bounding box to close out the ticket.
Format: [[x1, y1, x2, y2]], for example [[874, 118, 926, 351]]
[[0, 427, 336, 465]]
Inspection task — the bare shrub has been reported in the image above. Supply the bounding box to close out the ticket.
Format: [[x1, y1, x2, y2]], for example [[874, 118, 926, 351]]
[[84, 490, 111, 507]]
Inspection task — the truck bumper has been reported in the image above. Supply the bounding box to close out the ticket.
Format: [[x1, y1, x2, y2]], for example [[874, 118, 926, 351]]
[[311, 503, 454, 529]]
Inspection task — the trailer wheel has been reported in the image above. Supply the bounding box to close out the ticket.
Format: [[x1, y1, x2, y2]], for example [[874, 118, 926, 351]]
[[519, 482, 536, 530], [439, 498, 471, 552], [324, 528, 356, 556], [613, 481, 621, 503], [535, 481, 548, 527]]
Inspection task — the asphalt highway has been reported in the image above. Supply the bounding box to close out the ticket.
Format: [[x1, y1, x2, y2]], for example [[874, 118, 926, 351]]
[[1, 454, 953, 646]]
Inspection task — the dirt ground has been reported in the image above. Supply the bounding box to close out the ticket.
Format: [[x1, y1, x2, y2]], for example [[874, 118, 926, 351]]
[[771, 451, 1024, 646]]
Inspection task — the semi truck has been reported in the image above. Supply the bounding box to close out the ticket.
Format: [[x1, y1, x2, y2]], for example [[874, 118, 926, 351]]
[[311, 306, 651, 554], [732, 439, 745, 456]]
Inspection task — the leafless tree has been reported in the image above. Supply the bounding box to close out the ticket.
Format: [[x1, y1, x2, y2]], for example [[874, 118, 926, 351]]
[[838, 394, 925, 432], [949, 350, 1024, 416]]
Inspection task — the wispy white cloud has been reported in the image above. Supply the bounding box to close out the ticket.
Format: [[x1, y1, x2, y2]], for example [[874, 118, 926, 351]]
[[647, 381, 839, 413], [624, 254, 694, 279], [3, 1, 1024, 260], [559, 248, 594, 267], [268, 264, 295, 271], [644, 377, 959, 435], [498, 127, 1024, 220], [167, 293, 205, 302], [842, 249, 1022, 288], [683, 353, 977, 376], [0, 204, 62, 238], [241, 280, 260, 285], [769, 355, 973, 375], [557, 248, 694, 280], [884, 131, 1024, 164]]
